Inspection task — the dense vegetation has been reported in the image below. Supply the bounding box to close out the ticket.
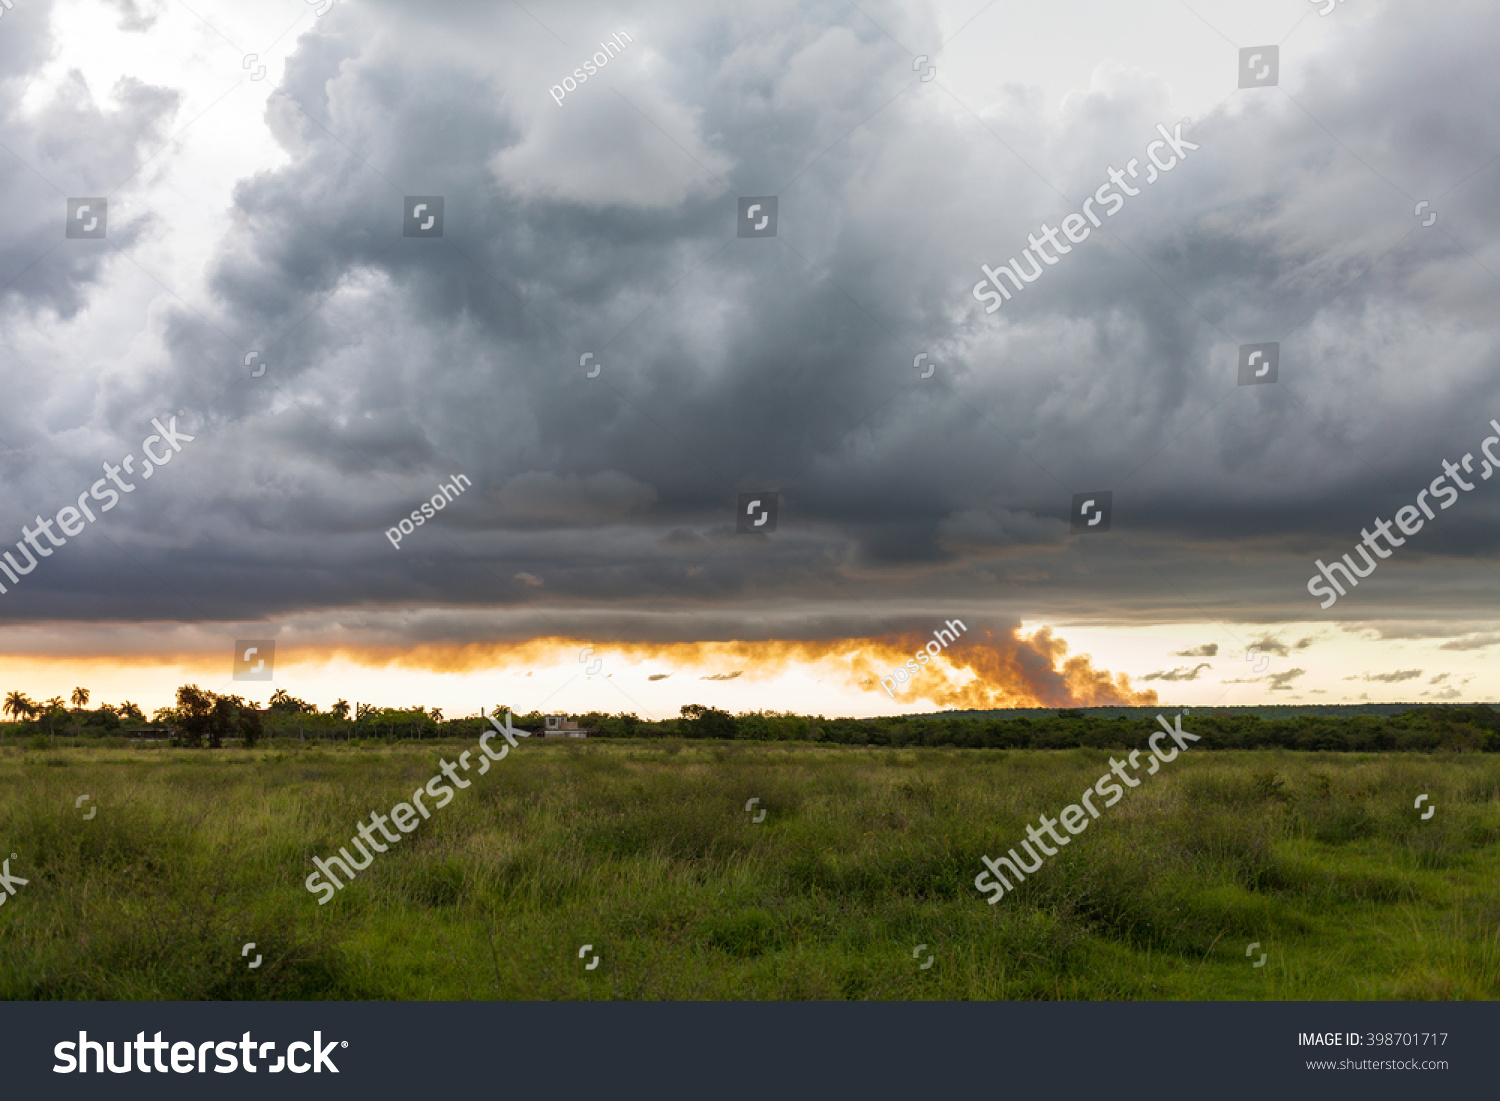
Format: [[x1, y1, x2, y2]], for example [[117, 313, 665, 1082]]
[[5, 683, 1498, 754], [1, 739, 1496, 1000], [600, 704, 1500, 753], [790, 706, 1500, 753]]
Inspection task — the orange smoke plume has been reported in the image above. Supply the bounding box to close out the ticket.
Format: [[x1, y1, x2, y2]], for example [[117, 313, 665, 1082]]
[[300, 623, 1154, 710]]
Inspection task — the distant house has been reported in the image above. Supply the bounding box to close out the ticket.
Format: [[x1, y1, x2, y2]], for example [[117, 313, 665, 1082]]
[[543, 715, 589, 738], [123, 726, 179, 742]]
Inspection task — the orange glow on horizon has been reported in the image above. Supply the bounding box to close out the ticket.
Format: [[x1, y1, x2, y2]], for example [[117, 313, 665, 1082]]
[[0, 624, 1155, 714]]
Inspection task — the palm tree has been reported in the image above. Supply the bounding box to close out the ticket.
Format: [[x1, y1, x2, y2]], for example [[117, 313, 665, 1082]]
[[117, 700, 145, 724], [2, 691, 34, 747], [70, 686, 90, 711], [4, 691, 34, 722]]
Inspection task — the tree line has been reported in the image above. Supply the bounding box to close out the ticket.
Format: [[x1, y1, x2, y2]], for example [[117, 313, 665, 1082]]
[[576, 703, 1500, 752], [4, 687, 145, 744], [6, 687, 1498, 753]]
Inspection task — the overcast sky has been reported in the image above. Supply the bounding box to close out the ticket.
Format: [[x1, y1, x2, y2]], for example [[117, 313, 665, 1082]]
[[1, 0, 1496, 718]]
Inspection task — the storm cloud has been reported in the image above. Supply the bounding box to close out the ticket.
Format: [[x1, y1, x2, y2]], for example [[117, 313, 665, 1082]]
[[1, 0, 1497, 698]]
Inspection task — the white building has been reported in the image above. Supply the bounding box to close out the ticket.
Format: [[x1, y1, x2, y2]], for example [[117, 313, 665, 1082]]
[[544, 715, 588, 738]]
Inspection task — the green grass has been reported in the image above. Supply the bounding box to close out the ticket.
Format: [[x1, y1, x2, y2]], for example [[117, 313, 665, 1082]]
[[1, 738, 1497, 999]]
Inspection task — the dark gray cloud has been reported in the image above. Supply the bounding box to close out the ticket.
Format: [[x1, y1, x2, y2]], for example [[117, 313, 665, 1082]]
[[1267, 668, 1306, 692], [1173, 643, 1218, 657], [0, 1, 180, 615], [1439, 634, 1500, 651], [2, 0, 1499, 652], [1248, 635, 1292, 657], [0, 11, 177, 319], [1141, 663, 1211, 682]]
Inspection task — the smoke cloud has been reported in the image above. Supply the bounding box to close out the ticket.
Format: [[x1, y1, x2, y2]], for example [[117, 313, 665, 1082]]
[[276, 624, 1156, 710]]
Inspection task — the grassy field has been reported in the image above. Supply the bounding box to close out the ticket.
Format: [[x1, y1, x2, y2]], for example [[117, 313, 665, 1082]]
[[1, 737, 1498, 1000]]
